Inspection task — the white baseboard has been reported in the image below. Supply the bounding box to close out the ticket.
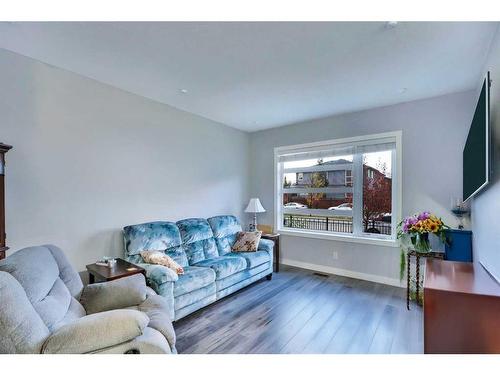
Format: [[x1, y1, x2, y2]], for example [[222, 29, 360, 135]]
[[280, 258, 402, 287]]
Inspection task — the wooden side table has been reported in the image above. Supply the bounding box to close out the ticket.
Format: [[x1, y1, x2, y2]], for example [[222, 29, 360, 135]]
[[86, 258, 145, 284], [261, 233, 280, 273], [406, 250, 444, 310]]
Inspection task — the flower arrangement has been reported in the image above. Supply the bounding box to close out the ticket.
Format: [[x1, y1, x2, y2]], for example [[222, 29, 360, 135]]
[[397, 211, 449, 280], [398, 211, 448, 250]]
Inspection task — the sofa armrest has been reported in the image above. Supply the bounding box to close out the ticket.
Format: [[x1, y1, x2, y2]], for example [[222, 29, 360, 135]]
[[80, 274, 147, 314], [41, 309, 149, 354], [138, 263, 179, 285], [258, 238, 274, 255]]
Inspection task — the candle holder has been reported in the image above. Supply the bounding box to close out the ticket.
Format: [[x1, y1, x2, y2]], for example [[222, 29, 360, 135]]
[[450, 197, 469, 229]]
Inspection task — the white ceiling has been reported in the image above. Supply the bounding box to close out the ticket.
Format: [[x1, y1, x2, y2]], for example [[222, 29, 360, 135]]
[[0, 22, 497, 132]]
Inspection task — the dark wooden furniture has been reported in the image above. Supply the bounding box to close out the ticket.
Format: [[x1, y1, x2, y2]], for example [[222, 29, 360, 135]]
[[424, 259, 500, 353], [0, 143, 13, 260], [261, 233, 280, 273], [406, 249, 443, 309], [86, 258, 145, 284]]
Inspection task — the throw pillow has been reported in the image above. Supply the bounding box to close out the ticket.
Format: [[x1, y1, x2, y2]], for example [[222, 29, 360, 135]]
[[140, 251, 184, 275], [232, 231, 262, 252]]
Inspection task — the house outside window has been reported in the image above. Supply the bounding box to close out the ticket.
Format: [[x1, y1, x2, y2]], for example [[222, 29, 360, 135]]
[[345, 170, 353, 186], [275, 131, 401, 245]]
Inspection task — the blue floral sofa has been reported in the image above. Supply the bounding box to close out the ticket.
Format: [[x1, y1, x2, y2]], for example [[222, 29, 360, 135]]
[[123, 215, 273, 321]]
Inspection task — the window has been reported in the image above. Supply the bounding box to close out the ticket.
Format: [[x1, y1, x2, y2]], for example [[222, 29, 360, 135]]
[[345, 170, 353, 187], [274, 131, 401, 244]]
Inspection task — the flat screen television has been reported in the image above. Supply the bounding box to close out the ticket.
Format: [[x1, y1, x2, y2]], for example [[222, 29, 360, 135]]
[[463, 72, 491, 202]]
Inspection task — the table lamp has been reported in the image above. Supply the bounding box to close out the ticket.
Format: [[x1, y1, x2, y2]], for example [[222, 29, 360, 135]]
[[245, 198, 266, 231]]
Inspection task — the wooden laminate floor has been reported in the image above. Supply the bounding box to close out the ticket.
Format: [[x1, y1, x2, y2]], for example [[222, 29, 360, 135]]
[[173, 265, 423, 354]]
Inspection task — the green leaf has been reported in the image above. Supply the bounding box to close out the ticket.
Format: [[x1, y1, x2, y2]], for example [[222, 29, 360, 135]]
[[399, 248, 406, 281]]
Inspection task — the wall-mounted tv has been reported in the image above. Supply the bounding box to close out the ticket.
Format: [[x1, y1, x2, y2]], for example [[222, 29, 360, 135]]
[[463, 72, 491, 202]]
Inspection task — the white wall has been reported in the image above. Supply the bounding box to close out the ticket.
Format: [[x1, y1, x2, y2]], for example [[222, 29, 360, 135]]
[[471, 25, 500, 281], [250, 91, 475, 285], [0, 49, 250, 272]]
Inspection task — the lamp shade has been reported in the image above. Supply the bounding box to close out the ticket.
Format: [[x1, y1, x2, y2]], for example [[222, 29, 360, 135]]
[[245, 198, 266, 213]]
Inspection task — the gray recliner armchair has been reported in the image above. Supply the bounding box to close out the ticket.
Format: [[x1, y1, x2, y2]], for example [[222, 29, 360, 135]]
[[0, 245, 176, 354]]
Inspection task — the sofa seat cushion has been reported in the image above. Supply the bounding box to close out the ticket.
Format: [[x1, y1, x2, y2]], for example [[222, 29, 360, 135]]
[[226, 250, 270, 269], [173, 266, 215, 297], [193, 256, 247, 280]]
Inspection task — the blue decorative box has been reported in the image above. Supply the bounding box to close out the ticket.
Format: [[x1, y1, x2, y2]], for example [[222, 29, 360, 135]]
[[444, 229, 473, 262]]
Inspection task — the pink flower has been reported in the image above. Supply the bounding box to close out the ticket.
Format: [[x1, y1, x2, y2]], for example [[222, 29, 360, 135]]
[[418, 212, 430, 221]]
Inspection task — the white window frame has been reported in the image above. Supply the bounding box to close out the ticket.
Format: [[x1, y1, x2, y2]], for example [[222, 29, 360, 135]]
[[274, 131, 402, 247], [345, 169, 352, 186]]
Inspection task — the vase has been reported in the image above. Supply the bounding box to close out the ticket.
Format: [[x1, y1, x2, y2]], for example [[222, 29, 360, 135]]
[[411, 232, 431, 253]]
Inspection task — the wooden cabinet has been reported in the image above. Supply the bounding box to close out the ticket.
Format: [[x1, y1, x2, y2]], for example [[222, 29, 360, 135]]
[[424, 259, 500, 353], [0, 143, 12, 260]]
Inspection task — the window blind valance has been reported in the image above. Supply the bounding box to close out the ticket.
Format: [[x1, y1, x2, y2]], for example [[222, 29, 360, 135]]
[[277, 136, 396, 163]]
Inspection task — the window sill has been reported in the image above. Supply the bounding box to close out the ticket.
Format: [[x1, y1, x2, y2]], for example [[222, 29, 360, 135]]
[[277, 228, 399, 248]]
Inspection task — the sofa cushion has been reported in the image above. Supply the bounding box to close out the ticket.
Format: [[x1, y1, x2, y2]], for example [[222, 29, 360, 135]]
[[173, 266, 216, 297], [51, 297, 86, 332], [41, 309, 149, 354], [193, 256, 247, 280], [123, 221, 183, 255], [0, 246, 60, 304], [0, 246, 76, 331], [0, 271, 50, 354], [208, 215, 242, 255], [124, 221, 189, 268], [208, 215, 242, 238], [226, 250, 270, 269], [163, 246, 189, 268], [184, 237, 219, 265], [177, 218, 214, 244], [44, 244, 84, 299], [79, 274, 147, 315], [35, 278, 72, 331], [212, 233, 238, 256], [177, 218, 218, 264], [232, 231, 262, 252]]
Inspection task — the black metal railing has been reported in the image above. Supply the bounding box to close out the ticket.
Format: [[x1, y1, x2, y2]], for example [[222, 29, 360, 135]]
[[283, 214, 392, 235]]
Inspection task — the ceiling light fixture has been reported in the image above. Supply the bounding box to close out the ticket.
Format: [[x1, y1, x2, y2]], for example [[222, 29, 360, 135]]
[[385, 21, 399, 29], [179, 89, 188, 94]]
